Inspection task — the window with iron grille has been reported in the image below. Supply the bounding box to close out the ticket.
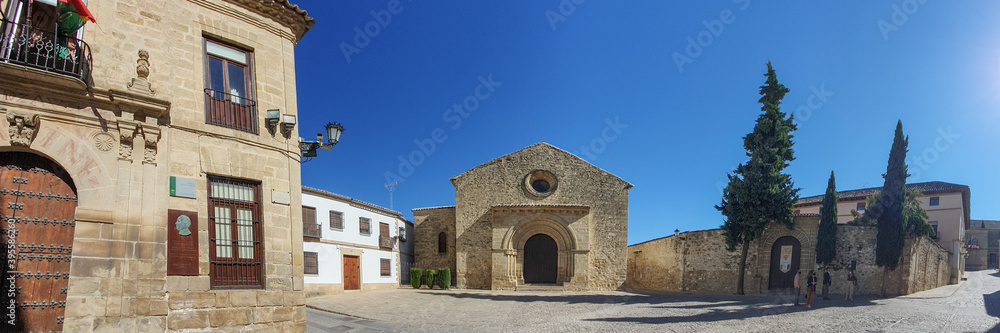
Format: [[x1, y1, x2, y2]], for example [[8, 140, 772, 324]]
[[856, 202, 865, 211], [304, 252, 318, 275], [929, 197, 940, 206], [204, 39, 257, 134], [360, 217, 371, 235], [330, 210, 344, 230], [0, 0, 93, 81], [380, 258, 391, 277], [208, 175, 263, 289], [379, 222, 392, 249]]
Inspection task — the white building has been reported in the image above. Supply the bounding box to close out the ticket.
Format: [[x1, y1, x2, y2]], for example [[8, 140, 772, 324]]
[[302, 186, 407, 295]]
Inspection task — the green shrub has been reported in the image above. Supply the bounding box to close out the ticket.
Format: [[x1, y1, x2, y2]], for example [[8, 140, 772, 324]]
[[410, 268, 422, 289], [436, 268, 451, 290], [425, 270, 436, 289]]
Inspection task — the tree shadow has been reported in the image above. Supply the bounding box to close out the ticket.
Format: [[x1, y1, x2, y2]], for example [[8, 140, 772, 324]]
[[984, 289, 1000, 318], [584, 298, 879, 325]]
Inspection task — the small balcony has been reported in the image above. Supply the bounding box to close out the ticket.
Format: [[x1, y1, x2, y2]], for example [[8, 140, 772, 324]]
[[303, 223, 321, 240], [205, 88, 258, 134], [0, 16, 91, 83], [379, 235, 394, 250]]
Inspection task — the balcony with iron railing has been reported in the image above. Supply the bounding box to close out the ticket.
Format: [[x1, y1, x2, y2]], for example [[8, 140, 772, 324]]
[[205, 88, 258, 134], [303, 223, 321, 240], [379, 234, 394, 250], [0, 16, 91, 83]]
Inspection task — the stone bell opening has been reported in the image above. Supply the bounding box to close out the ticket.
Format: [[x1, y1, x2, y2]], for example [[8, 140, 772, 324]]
[[523, 233, 557, 284]]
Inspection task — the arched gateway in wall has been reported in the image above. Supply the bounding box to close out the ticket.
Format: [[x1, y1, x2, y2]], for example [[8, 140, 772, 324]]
[[768, 236, 801, 290], [500, 217, 579, 287], [0, 152, 77, 332], [523, 234, 558, 283]]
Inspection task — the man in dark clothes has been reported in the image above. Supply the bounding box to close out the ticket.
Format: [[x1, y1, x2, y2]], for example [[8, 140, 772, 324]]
[[822, 267, 832, 300]]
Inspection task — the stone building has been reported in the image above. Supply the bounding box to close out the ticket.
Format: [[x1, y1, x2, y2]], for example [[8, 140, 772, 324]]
[[627, 215, 952, 296], [0, 0, 313, 331], [965, 220, 1000, 270], [794, 181, 970, 278], [413, 142, 632, 291]]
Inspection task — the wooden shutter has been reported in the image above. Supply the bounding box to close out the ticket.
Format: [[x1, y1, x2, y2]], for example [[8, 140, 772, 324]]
[[330, 210, 343, 229], [304, 252, 318, 274], [302, 206, 319, 238], [380, 258, 391, 276], [379, 222, 392, 249]]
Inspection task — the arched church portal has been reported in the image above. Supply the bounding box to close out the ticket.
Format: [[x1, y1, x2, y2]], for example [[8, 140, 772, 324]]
[[523, 234, 557, 283]]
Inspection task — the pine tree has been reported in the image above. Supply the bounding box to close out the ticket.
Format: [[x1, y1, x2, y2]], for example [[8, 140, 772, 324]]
[[816, 171, 838, 265], [875, 120, 909, 296], [717, 62, 799, 295]]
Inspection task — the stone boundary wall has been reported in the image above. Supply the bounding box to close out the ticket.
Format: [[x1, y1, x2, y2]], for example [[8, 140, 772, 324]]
[[627, 219, 953, 297], [412, 207, 457, 282]]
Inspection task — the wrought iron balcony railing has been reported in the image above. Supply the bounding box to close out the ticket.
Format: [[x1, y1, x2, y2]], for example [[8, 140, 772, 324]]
[[205, 88, 258, 134], [0, 16, 92, 82], [304, 223, 321, 239], [379, 235, 394, 250]]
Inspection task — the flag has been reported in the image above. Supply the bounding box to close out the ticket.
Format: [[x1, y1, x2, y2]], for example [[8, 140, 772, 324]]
[[58, 0, 97, 24]]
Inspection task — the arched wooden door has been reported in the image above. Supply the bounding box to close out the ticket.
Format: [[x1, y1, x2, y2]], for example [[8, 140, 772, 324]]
[[523, 234, 557, 284], [0, 152, 77, 333], [768, 236, 801, 290]]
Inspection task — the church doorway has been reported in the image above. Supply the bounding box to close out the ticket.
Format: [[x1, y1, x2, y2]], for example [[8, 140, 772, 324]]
[[768, 236, 801, 290], [523, 234, 557, 284]]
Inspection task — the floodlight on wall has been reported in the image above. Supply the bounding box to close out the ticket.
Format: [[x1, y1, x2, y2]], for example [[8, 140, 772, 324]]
[[299, 122, 345, 163], [266, 109, 281, 130], [281, 114, 297, 134]]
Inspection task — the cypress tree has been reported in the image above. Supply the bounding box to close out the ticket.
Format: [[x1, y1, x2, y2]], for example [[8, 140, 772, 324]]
[[875, 120, 909, 296], [717, 62, 799, 295], [816, 171, 838, 265]]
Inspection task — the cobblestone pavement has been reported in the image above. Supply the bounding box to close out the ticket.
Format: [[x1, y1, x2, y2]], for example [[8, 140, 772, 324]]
[[306, 270, 1000, 332]]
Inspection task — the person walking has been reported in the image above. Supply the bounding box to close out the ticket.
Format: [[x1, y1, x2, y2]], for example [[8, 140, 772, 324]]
[[793, 270, 802, 306], [822, 267, 832, 300], [806, 270, 817, 307], [846, 271, 857, 301]]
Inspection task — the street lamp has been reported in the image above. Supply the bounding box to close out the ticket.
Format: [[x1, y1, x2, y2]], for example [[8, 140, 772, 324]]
[[299, 122, 345, 163]]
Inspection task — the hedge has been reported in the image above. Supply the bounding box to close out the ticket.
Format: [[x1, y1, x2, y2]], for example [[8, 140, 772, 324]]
[[436, 268, 451, 290], [410, 268, 423, 289]]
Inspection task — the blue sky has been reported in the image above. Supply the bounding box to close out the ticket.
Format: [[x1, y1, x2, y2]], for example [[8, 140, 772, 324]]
[[293, 1, 1000, 245]]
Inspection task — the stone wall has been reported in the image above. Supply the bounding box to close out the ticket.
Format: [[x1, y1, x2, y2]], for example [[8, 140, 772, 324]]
[[627, 216, 952, 297], [412, 207, 457, 281]]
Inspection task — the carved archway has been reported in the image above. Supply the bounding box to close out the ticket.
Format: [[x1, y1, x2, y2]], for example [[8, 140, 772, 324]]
[[500, 216, 578, 286]]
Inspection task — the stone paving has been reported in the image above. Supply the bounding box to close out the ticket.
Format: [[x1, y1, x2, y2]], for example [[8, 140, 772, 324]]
[[306, 270, 1000, 332]]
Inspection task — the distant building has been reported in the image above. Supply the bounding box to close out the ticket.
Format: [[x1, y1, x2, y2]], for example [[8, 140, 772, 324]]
[[413, 142, 632, 291], [794, 181, 970, 278], [301, 187, 407, 295], [966, 220, 1000, 270]]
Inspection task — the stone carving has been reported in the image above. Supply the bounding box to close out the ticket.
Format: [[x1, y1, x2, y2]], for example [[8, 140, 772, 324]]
[[93, 132, 115, 152], [127, 50, 155, 95], [7, 109, 40, 147], [175, 214, 192, 236], [142, 128, 159, 165], [117, 124, 136, 161]]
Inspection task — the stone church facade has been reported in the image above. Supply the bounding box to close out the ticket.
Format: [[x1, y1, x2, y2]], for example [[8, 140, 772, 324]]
[[0, 0, 313, 331], [413, 143, 632, 291]]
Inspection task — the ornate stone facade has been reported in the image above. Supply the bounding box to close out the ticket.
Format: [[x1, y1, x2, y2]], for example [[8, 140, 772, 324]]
[[413, 143, 632, 291], [0, 0, 313, 331]]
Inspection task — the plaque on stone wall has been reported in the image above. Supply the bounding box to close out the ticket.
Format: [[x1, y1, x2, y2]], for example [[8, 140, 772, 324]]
[[168, 209, 199, 276]]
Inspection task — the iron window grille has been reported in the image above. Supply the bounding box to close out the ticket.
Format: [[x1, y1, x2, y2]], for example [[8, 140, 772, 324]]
[[204, 39, 257, 134], [0, 1, 92, 82], [380, 258, 391, 277], [208, 175, 263, 289], [856, 202, 865, 211], [929, 197, 940, 206], [304, 252, 318, 275], [330, 210, 343, 230], [359, 217, 371, 235]]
